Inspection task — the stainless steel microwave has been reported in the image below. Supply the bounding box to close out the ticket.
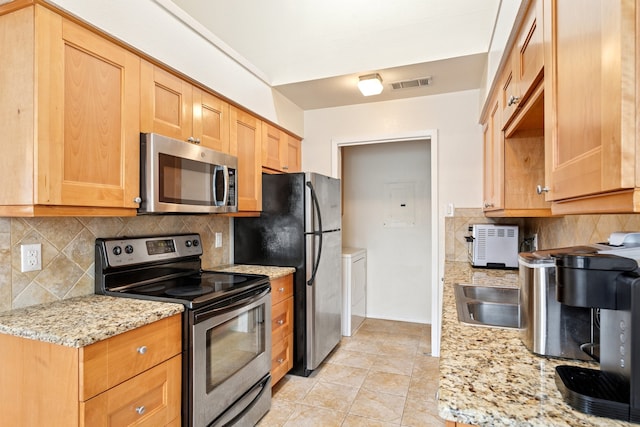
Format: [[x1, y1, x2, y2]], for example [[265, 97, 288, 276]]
[[138, 133, 238, 214]]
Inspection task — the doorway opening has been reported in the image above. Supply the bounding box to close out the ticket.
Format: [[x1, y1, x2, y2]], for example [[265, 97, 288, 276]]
[[332, 131, 441, 356]]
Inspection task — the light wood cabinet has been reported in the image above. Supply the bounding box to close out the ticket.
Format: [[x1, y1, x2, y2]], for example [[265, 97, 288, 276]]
[[0, 314, 182, 426], [141, 60, 230, 153], [230, 106, 262, 212], [270, 274, 294, 385], [543, 0, 639, 214], [262, 122, 302, 173], [445, 421, 475, 427], [482, 95, 504, 212], [480, 0, 550, 217], [0, 5, 140, 216], [501, 0, 544, 128]]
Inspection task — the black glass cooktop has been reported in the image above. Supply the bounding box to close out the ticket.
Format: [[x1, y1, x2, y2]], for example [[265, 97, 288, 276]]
[[116, 271, 269, 309]]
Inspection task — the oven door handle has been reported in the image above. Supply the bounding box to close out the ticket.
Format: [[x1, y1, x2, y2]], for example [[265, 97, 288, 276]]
[[194, 287, 270, 323], [210, 374, 271, 427]]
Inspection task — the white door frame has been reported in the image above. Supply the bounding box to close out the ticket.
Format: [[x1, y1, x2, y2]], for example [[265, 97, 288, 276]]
[[331, 130, 441, 356]]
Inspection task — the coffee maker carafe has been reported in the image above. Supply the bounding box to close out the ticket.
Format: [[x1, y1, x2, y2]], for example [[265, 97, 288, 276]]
[[554, 253, 640, 423]]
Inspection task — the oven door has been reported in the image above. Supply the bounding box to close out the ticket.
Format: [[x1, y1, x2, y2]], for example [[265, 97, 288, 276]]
[[191, 287, 271, 427]]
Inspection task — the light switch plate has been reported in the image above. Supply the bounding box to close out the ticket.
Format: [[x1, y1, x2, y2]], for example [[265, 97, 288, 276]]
[[215, 232, 222, 248], [21, 243, 42, 272]]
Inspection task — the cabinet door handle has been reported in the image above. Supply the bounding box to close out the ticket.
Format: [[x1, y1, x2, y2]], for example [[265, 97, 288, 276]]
[[135, 406, 146, 415], [186, 136, 201, 144], [536, 185, 550, 194], [508, 95, 520, 106], [137, 345, 147, 355], [133, 197, 142, 204], [277, 319, 285, 325], [277, 358, 285, 364], [278, 287, 285, 293]]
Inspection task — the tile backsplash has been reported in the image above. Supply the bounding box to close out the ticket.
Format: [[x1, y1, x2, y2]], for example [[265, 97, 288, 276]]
[[0, 215, 230, 312], [445, 208, 640, 262]]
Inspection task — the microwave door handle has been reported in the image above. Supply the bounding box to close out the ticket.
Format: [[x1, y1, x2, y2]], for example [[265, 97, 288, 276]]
[[212, 165, 227, 207], [222, 165, 229, 206]]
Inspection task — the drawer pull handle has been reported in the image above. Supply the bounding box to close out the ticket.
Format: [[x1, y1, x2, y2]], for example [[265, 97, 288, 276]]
[[137, 346, 147, 355], [278, 287, 285, 292], [135, 406, 146, 415], [277, 358, 284, 364], [277, 320, 284, 325]]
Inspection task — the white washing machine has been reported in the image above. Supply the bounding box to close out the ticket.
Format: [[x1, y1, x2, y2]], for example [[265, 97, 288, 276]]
[[342, 247, 367, 336]]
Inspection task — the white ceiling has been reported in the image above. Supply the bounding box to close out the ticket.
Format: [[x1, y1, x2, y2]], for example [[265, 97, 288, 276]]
[[165, 0, 503, 110]]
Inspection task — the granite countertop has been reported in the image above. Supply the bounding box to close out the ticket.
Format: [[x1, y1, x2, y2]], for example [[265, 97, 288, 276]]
[[0, 295, 183, 348], [438, 261, 632, 427], [214, 264, 296, 279]]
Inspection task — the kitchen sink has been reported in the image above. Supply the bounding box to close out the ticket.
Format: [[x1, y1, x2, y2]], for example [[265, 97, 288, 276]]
[[454, 284, 522, 329]]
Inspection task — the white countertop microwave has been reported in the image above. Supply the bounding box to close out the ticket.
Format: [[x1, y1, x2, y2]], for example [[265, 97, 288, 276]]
[[466, 224, 519, 269]]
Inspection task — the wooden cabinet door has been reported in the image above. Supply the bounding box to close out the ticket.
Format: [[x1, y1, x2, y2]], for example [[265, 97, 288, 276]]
[[193, 87, 230, 153], [37, 7, 140, 208], [262, 122, 284, 171], [140, 60, 193, 142], [544, 0, 636, 202], [516, 0, 543, 102], [502, 0, 543, 128], [483, 96, 503, 211], [229, 106, 262, 211], [285, 135, 302, 173]]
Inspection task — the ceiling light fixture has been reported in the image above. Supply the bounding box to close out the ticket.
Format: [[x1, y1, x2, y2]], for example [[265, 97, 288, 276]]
[[357, 73, 383, 96]]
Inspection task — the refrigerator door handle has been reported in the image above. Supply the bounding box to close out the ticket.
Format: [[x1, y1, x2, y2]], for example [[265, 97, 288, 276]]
[[306, 181, 323, 286]]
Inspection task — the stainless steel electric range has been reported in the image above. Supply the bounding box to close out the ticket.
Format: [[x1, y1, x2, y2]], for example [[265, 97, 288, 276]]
[[95, 233, 272, 427]]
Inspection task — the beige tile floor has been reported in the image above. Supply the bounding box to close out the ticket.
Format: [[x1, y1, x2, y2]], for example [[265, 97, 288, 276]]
[[258, 318, 445, 426]]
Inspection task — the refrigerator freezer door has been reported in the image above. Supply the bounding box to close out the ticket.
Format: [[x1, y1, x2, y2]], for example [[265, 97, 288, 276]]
[[306, 229, 342, 371], [305, 173, 341, 233]]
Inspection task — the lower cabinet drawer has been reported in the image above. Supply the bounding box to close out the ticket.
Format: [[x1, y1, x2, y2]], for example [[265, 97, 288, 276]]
[[271, 333, 293, 385], [81, 354, 181, 427], [272, 297, 293, 342]]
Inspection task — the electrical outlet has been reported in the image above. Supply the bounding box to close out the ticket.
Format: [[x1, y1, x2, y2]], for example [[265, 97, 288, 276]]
[[215, 232, 222, 248], [21, 243, 42, 272], [532, 233, 539, 251]]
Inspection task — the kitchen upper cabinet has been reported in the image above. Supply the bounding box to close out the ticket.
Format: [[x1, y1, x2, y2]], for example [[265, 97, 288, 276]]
[[285, 134, 302, 173], [482, 81, 551, 217], [482, 95, 504, 212], [141, 61, 230, 153], [230, 106, 262, 212], [261, 122, 302, 173], [0, 5, 140, 216], [501, 0, 544, 128], [543, 0, 638, 214]]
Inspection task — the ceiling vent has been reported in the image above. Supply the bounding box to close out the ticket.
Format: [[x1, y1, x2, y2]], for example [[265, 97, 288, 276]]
[[391, 77, 432, 90]]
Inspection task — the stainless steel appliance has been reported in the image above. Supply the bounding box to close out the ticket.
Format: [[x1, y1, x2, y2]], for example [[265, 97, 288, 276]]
[[95, 233, 271, 427], [466, 224, 518, 269], [554, 252, 640, 423], [519, 248, 595, 360], [138, 133, 238, 214], [234, 172, 342, 376]]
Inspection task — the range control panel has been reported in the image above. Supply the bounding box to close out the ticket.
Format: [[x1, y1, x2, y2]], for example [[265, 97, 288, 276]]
[[98, 233, 203, 267]]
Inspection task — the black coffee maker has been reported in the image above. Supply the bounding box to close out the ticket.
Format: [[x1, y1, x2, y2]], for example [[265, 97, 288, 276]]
[[554, 253, 640, 423]]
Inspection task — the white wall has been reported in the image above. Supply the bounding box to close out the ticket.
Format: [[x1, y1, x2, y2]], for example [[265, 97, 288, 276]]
[[303, 89, 484, 330], [343, 141, 431, 323], [47, 0, 304, 135]]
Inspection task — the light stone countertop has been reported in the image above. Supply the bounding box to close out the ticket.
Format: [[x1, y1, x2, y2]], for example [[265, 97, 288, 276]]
[[214, 264, 295, 279], [0, 295, 183, 348], [438, 261, 633, 427]]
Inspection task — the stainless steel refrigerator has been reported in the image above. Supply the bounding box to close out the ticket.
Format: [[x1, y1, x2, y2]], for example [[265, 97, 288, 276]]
[[234, 172, 342, 376]]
